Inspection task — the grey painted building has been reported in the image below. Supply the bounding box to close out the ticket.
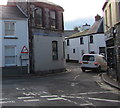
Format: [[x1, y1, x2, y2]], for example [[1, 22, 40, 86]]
[[7, 0, 66, 75]]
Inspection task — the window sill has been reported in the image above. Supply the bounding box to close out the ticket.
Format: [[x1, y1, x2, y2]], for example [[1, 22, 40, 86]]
[[4, 37, 18, 39], [5, 64, 17, 67]]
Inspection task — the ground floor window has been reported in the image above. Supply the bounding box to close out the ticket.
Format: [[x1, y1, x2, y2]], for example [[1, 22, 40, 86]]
[[5, 45, 16, 66], [52, 41, 58, 60]]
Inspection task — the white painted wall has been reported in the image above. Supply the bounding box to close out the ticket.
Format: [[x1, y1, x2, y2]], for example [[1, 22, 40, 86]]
[[66, 34, 106, 62], [0, 19, 29, 67]]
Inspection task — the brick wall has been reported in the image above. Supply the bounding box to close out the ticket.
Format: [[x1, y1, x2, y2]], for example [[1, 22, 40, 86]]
[[16, 2, 64, 31]]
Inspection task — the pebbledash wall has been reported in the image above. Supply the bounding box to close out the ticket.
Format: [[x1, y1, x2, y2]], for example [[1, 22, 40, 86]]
[[12, 0, 66, 74], [0, 6, 29, 76], [33, 32, 65, 73]]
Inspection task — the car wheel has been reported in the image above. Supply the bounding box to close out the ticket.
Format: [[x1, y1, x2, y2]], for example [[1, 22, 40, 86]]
[[97, 66, 101, 72], [81, 68, 86, 72]]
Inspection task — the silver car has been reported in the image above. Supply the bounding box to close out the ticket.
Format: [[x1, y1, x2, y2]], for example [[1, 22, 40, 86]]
[[80, 54, 108, 72]]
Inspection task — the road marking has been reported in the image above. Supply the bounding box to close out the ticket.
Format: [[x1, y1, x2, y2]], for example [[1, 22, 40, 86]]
[[42, 91, 48, 94], [70, 91, 113, 95], [18, 96, 34, 99], [16, 88, 25, 91], [23, 99, 40, 102], [0, 98, 8, 101], [88, 97, 120, 103], [40, 95, 58, 98], [47, 97, 65, 101], [71, 83, 78, 87], [80, 103, 94, 106], [0, 101, 15, 104], [73, 75, 80, 80]]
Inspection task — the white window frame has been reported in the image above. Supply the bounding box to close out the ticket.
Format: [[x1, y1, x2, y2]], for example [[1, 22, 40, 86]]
[[5, 45, 17, 66], [4, 21, 16, 37]]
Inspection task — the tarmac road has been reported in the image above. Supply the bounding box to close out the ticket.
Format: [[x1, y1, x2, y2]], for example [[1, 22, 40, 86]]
[[1, 63, 120, 107]]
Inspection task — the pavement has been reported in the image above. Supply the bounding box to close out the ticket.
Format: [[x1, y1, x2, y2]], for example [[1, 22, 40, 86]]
[[102, 73, 120, 90]]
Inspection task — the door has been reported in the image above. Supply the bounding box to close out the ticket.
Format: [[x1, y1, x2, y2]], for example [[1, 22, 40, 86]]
[[5, 46, 16, 66]]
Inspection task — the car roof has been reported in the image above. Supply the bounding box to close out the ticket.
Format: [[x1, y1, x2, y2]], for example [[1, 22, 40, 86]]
[[83, 54, 104, 57]]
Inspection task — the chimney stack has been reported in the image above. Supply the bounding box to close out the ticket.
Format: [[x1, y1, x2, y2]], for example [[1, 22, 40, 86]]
[[95, 14, 101, 21]]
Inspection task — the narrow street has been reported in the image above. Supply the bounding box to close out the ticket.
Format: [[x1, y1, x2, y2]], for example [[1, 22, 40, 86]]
[[2, 63, 120, 107]]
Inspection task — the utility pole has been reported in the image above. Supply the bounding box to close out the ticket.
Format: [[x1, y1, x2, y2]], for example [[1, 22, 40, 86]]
[[27, 1, 34, 74]]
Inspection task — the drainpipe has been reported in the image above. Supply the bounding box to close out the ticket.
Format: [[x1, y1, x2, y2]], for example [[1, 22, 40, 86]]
[[113, 27, 119, 82]]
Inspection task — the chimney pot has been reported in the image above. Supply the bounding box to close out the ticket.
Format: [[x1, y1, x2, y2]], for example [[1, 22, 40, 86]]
[[95, 14, 101, 21]]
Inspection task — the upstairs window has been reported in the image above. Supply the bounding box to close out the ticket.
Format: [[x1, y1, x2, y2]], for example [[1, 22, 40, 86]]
[[73, 49, 75, 53], [80, 37, 84, 44], [36, 7, 43, 27], [109, 4, 112, 27], [50, 10, 56, 29], [118, 2, 120, 20], [90, 35, 93, 43], [52, 41, 58, 60], [5, 22, 15, 36], [67, 40, 70, 46]]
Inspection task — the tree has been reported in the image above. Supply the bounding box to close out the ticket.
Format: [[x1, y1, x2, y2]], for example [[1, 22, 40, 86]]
[[73, 26, 79, 31]]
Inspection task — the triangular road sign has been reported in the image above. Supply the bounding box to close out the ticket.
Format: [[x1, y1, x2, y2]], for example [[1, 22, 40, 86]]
[[21, 46, 29, 53]]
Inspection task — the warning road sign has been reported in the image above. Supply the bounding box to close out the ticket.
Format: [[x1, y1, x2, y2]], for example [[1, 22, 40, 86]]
[[21, 46, 29, 53]]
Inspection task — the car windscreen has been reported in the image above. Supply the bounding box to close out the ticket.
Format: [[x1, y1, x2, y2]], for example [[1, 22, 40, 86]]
[[82, 55, 95, 61]]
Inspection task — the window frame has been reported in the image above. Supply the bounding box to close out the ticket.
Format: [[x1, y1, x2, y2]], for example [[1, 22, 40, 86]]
[[80, 37, 84, 44], [35, 7, 43, 27], [90, 35, 93, 43], [52, 41, 58, 60], [4, 21, 16, 37], [4, 45, 16, 66], [73, 49, 75, 53], [67, 40, 70, 46], [50, 10, 57, 29]]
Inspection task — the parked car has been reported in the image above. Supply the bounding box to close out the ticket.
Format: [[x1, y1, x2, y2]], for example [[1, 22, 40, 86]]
[[80, 54, 108, 72]]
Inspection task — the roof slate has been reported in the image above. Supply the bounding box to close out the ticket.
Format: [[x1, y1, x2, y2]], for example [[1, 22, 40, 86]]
[[67, 18, 104, 39], [0, 5, 27, 20]]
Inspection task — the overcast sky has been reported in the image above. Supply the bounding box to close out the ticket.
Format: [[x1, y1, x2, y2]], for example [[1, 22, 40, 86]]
[[0, 0, 106, 30], [50, 0, 106, 21], [49, 0, 106, 29]]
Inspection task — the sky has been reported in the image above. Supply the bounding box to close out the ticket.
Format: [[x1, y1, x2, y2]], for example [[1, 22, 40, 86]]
[[0, 0, 106, 30]]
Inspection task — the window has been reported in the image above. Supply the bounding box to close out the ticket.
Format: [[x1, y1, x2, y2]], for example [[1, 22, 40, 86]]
[[118, 2, 120, 20], [109, 4, 112, 27], [118, 47, 120, 62], [81, 50, 84, 56], [73, 49, 75, 53], [32, 10, 35, 26], [105, 10, 108, 30], [50, 10, 56, 29], [67, 40, 70, 46], [67, 54, 69, 60], [52, 41, 58, 60], [36, 7, 43, 27], [99, 47, 105, 54], [80, 37, 84, 44], [90, 35, 93, 43], [82, 55, 95, 61], [5, 46, 16, 66], [5, 22, 15, 36], [63, 41, 65, 58]]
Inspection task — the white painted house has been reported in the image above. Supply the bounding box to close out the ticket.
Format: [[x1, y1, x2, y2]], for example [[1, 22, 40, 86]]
[[65, 15, 106, 63], [0, 5, 29, 76]]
